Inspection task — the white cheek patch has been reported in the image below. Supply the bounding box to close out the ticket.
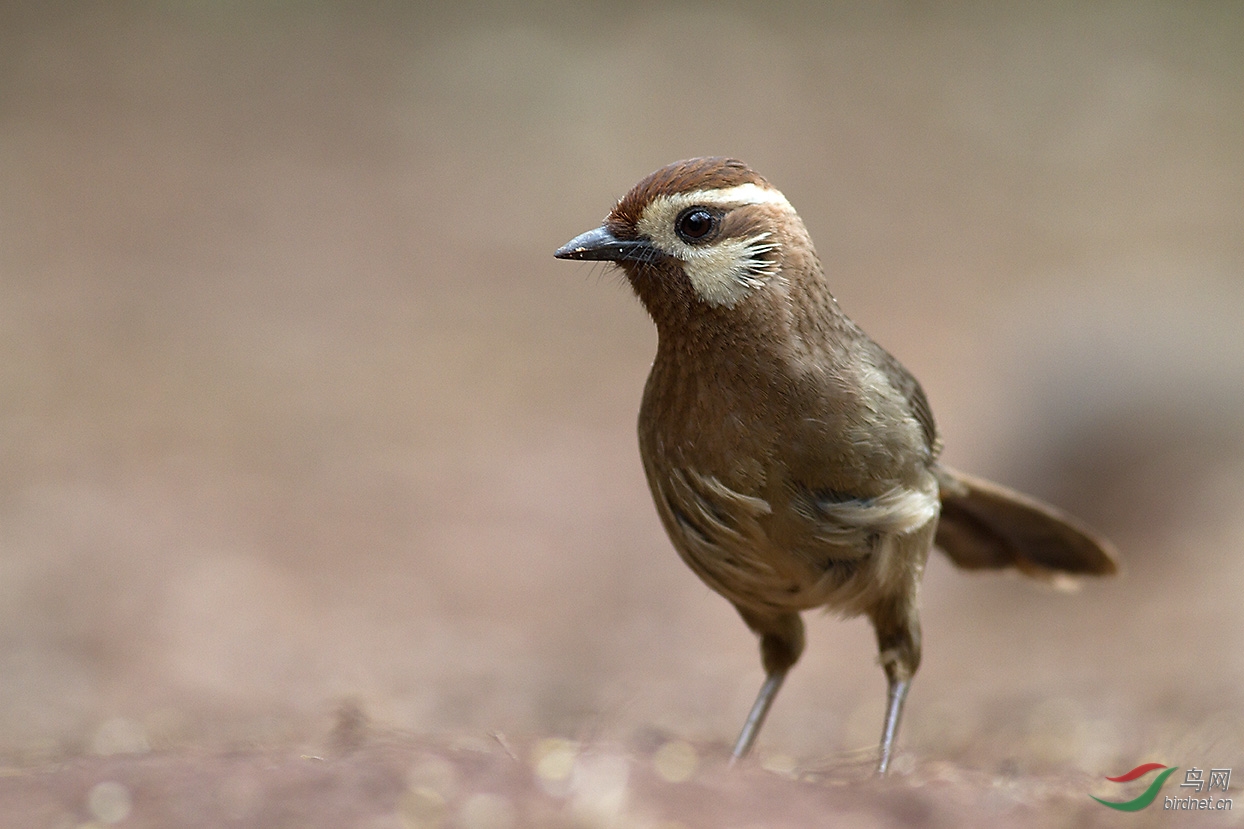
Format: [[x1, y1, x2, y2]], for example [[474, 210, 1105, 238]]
[[636, 185, 794, 308]]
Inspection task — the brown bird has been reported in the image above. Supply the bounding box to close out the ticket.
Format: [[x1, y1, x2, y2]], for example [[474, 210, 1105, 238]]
[[554, 157, 1118, 774]]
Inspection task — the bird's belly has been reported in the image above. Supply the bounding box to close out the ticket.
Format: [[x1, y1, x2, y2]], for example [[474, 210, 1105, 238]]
[[647, 463, 930, 615], [671, 525, 852, 613], [644, 451, 942, 615]]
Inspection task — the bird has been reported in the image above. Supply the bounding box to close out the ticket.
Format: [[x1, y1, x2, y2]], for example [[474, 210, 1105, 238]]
[[553, 157, 1118, 774]]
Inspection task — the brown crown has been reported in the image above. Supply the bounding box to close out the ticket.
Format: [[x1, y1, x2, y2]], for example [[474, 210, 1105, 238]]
[[608, 157, 770, 233]]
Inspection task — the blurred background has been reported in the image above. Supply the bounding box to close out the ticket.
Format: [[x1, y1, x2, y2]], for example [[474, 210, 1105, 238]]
[[2, 0, 1242, 790]]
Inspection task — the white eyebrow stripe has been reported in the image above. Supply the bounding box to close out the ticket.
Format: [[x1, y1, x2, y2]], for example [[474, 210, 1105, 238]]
[[668, 182, 792, 210]]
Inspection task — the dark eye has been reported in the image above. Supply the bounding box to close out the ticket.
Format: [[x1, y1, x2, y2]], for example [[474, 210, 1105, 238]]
[[675, 207, 716, 243]]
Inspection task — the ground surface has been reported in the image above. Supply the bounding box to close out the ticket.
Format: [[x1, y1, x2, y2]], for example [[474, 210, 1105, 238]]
[[1, 3, 1242, 827]]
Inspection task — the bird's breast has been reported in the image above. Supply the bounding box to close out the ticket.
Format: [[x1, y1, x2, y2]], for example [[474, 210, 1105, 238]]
[[636, 349, 939, 614]]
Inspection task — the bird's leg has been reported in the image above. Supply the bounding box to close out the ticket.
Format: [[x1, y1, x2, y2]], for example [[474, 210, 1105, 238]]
[[869, 596, 922, 775], [877, 674, 910, 774], [731, 668, 786, 761], [730, 609, 804, 763]]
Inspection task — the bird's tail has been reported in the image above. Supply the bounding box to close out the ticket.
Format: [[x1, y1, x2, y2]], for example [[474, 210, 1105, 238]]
[[933, 466, 1119, 584]]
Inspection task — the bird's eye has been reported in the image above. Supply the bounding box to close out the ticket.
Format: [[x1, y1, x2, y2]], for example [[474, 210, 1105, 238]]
[[675, 207, 717, 243]]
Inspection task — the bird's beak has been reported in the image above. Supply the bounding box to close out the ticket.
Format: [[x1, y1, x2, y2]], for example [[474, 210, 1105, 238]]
[[554, 225, 656, 263]]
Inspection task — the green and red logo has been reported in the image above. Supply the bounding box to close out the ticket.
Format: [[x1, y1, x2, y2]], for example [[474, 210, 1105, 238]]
[[1091, 763, 1178, 811]]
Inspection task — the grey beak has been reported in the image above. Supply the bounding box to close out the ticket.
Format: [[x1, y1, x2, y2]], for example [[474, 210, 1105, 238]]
[[554, 225, 656, 263]]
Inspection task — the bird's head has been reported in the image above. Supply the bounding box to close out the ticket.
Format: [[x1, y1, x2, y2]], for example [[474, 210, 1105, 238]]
[[555, 158, 824, 331]]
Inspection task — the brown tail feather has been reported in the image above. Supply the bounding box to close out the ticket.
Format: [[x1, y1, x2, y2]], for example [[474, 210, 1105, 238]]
[[933, 466, 1119, 582]]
